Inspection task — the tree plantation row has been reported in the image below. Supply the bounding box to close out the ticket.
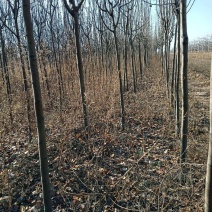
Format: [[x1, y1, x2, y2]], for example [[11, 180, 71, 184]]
[[1, 0, 212, 211]]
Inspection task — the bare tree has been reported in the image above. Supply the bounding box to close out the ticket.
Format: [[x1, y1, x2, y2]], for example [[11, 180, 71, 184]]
[[135, 1, 148, 84], [22, 0, 52, 211], [0, 0, 32, 141], [32, 1, 52, 106], [63, 0, 89, 132], [170, 20, 177, 108], [174, 0, 180, 137], [180, 0, 188, 162], [48, 0, 64, 111], [158, 0, 175, 97], [128, 10, 138, 93], [122, 5, 130, 91], [189, 35, 212, 52], [96, 0, 128, 130], [141, 3, 152, 66], [0, 23, 13, 123]]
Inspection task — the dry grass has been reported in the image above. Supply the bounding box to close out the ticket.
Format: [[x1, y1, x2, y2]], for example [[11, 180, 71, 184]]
[[0, 52, 211, 211], [188, 52, 211, 78]]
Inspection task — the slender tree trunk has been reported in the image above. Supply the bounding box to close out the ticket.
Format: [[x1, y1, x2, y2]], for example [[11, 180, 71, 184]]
[[161, 45, 164, 76], [63, 0, 88, 132], [14, 14, 32, 141], [171, 22, 178, 107], [124, 14, 129, 92], [0, 53, 4, 83], [73, 12, 88, 131], [175, 13, 180, 137], [144, 45, 148, 66], [130, 35, 136, 93], [205, 53, 212, 212], [50, 29, 63, 111], [36, 40, 51, 106], [124, 33, 129, 91], [180, 0, 189, 163], [131, 46, 136, 93], [22, 0, 52, 211], [0, 28, 13, 123], [138, 41, 143, 82], [0, 29, 11, 94], [114, 28, 125, 130], [164, 34, 170, 97], [41, 53, 51, 105]]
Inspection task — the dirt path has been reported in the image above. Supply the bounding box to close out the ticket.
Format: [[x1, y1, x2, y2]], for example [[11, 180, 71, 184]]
[[189, 71, 210, 105], [189, 53, 211, 108], [187, 53, 211, 163], [189, 52, 211, 103]]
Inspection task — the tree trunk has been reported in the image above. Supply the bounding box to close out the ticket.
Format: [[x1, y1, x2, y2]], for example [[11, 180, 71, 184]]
[[124, 32, 129, 91], [63, 0, 88, 132], [114, 28, 125, 130], [13, 9, 32, 141], [164, 34, 170, 97], [49, 21, 63, 112], [171, 22, 177, 108], [205, 53, 212, 212], [73, 12, 89, 131], [22, 0, 52, 211], [175, 12, 180, 137], [41, 53, 52, 105], [0, 28, 13, 123], [180, 0, 189, 163], [138, 40, 143, 82], [130, 35, 136, 93]]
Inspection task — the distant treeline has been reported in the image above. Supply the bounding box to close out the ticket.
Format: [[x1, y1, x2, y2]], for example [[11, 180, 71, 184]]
[[189, 35, 212, 52]]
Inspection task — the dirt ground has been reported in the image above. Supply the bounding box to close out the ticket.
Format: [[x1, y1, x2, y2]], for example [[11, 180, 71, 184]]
[[0, 52, 212, 211]]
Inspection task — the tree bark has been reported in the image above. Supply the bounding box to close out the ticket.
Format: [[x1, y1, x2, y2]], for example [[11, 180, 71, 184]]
[[22, 0, 52, 211], [114, 28, 125, 130], [138, 40, 143, 82], [171, 22, 177, 107], [129, 31, 136, 93], [73, 12, 88, 130], [124, 19, 129, 91], [175, 11, 180, 137], [180, 0, 189, 163], [205, 53, 212, 212]]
